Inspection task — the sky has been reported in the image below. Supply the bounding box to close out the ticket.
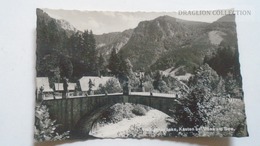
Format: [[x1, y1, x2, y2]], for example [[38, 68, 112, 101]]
[[43, 9, 225, 34]]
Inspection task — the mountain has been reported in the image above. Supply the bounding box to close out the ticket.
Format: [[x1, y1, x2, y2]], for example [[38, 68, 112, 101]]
[[37, 8, 239, 79], [117, 15, 206, 71], [115, 15, 238, 72], [205, 14, 238, 48], [94, 29, 133, 61], [37, 8, 77, 36], [56, 19, 77, 32]]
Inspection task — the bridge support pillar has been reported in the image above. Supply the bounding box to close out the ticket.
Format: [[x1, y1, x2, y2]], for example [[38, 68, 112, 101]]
[[123, 95, 129, 103]]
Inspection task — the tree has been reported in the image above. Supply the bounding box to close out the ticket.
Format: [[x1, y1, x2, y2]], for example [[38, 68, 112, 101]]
[[36, 20, 49, 55], [122, 58, 133, 76], [97, 53, 106, 76], [65, 30, 98, 77], [96, 78, 122, 94], [82, 30, 98, 76], [204, 45, 241, 78], [117, 57, 142, 91], [88, 79, 94, 91], [82, 30, 90, 66], [188, 64, 223, 93], [117, 56, 132, 83], [225, 73, 242, 99], [118, 55, 128, 77], [36, 13, 99, 78], [34, 104, 69, 142], [36, 18, 65, 78], [82, 30, 89, 51], [59, 56, 73, 79], [108, 48, 120, 76], [153, 71, 162, 90], [183, 64, 247, 137], [88, 30, 98, 75], [68, 32, 83, 59], [171, 88, 208, 136], [88, 30, 96, 51], [142, 74, 154, 92], [170, 64, 222, 136], [152, 71, 170, 93]]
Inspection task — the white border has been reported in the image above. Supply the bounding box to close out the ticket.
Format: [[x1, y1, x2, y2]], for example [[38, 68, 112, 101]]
[[0, 0, 260, 146]]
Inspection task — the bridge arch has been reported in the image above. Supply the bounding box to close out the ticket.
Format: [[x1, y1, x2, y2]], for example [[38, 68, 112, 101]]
[[43, 94, 178, 139]]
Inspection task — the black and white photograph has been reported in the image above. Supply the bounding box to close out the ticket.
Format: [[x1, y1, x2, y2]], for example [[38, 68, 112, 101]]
[[34, 8, 248, 142]]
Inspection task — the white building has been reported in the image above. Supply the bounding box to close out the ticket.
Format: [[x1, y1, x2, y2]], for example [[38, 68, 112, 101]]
[[54, 83, 77, 92], [36, 77, 53, 93]]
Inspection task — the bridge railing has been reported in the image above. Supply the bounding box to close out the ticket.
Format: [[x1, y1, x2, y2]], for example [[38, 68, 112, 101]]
[[43, 92, 177, 101]]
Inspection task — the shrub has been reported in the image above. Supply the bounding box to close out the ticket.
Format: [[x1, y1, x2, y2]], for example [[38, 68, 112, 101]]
[[132, 104, 148, 116], [168, 64, 247, 137], [34, 104, 69, 142], [96, 78, 122, 94]]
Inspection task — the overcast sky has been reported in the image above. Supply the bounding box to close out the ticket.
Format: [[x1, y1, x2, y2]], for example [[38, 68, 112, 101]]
[[43, 9, 225, 35]]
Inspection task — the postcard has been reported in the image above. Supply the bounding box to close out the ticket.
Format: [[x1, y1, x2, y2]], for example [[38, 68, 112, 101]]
[[34, 8, 248, 142]]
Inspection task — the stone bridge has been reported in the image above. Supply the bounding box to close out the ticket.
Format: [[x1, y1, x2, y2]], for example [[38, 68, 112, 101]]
[[42, 93, 178, 139]]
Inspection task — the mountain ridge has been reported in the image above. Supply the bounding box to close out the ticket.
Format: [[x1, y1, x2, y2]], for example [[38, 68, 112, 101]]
[[116, 14, 237, 72], [37, 8, 238, 75]]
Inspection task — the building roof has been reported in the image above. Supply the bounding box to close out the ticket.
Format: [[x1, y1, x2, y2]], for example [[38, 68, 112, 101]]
[[36, 77, 53, 92], [54, 83, 76, 91], [79, 76, 118, 91]]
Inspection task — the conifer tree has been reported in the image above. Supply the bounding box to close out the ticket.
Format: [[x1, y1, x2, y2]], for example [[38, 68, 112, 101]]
[[59, 56, 73, 79], [97, 53, 106, 76], [108, 48, 120, 76]]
